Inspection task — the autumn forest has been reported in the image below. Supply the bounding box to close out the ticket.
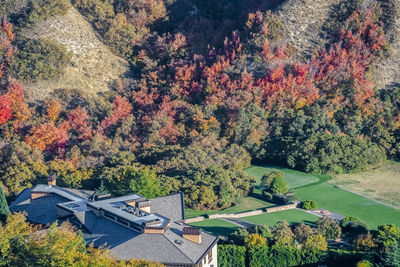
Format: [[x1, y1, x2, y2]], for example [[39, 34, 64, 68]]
[[0, 0, 399, 213]]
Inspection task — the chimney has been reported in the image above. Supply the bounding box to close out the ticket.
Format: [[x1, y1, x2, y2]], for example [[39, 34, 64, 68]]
[[48, 174, 56, 187], [182, 227, 201, 244], [136, 200, 151, 213]]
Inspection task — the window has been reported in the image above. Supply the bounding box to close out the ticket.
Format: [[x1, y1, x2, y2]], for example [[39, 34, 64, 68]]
[[117, 217, 129, 226], [104, 212, 116, 221], [207, 250, 212, 263]]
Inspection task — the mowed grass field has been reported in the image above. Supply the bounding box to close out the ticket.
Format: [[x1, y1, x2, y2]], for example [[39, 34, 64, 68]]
[[242, 209, 320, 226], [185, 196, 274, 218], [295, 181, 400, 229], [189, 219, 241, 236], [248, 165, 400, 229], [331, 161, 400, 208], [244, 165, 319, 193]]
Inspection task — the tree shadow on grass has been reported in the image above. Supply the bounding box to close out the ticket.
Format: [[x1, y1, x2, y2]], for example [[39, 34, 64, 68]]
[[197, 226, 240, 237]]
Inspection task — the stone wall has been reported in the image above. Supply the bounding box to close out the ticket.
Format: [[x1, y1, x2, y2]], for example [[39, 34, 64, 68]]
[[265, 203, 297, 213], [207, 210, 263, 219], [184, 216, 205, 223]]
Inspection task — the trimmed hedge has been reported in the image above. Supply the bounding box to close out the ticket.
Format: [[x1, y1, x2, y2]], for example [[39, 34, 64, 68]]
[[218, 245, 246, 267], [247, 246, 269, 267], [217, 244, 375, 267]]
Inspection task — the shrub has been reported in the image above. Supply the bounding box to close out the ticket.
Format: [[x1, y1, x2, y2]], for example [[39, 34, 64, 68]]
[[356, 260, 373, 267], [325, 249, 372, 267], [24, 0, 70, 25], [245, 233, 268, 247], [10, 38, 71, 82], [340, 216, 359, 227], [217, 245, 246, 267], [301, 200, 317, 210], [228, 228, 249, 246], [272, 194, 296, 205], [353, 232, 376, 251], [261, 189, 272, 201], [345, 221, 369, 235]]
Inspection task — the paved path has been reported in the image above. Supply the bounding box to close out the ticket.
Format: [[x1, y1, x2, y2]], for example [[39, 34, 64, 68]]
[[220, 218, 245, 228]]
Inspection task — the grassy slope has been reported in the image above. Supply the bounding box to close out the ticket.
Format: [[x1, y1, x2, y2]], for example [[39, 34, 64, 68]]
[[331, 161, 400, 208], [247, 165, 400, 229], [20, 3, 129, 100], [242, 209, 319, 227], [189, 219, 241, 236], [244, 165, 319, 193], [295, 181, 400, 229]]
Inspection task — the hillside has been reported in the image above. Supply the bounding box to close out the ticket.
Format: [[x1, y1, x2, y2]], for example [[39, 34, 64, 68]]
[[20, 3, 129, 100], [275, 0, 337, 59], [276, 0, 400, 89]]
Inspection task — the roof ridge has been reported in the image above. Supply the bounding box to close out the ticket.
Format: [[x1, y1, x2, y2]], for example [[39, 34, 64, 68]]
[[161, 232, 195, 264]]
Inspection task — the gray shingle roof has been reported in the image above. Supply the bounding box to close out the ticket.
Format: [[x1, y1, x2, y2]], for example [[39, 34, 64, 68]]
[[9, 185, 218, 264], [10, 189, 70, 225], [150, 193, 185, 222]]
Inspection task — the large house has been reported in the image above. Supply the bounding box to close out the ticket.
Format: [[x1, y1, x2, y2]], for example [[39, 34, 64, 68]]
[[9, 177, 218, 267]]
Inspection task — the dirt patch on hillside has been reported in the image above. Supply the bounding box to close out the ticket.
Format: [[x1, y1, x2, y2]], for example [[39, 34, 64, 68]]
[[275, 0, 339, 60], [331, 161, 400, 208], [20, 3, 130, 100]]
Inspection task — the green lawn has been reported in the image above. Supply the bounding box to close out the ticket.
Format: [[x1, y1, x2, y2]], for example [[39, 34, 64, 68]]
[[295, 182, 400, 229], [185, 196, 274, 218], [244, 165, 319, 193], [189, 219, 241, 236], [242, 209, 320, 226]]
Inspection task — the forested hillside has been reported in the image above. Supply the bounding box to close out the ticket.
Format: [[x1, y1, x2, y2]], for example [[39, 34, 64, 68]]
[[0, 0, 399, 212]]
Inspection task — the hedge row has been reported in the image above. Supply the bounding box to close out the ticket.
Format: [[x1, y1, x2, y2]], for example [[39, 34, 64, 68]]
[[218, 245, 376, 267]]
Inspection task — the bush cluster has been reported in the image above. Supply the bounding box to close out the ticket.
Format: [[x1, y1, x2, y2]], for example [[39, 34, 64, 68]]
[[10, 38, 71, 82], [301, 200, 317, 210], [23, 0, 70, 25]]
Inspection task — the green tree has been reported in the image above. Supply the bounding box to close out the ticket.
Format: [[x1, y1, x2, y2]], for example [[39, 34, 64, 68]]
[[270, 176, 289, 194], [384, 240, 400, 267], [0, 186, 9, 222], [245, 233, 268, 247], [316, 216, 342, 240], [378, 224, 400, 248], [272, 221, 294, 246], [294, 223, 315, 244], [304, 234, 328, 251], [103, 165, 161, 199], [261, 170, 284, 188]]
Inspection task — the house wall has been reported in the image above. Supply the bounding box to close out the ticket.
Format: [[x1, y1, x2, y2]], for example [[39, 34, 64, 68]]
[[56, 206, 73, 218]]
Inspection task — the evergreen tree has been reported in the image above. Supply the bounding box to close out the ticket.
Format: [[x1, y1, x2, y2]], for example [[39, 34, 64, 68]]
[[384, 240, 400, 267], [0, 186, 9, 222]]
